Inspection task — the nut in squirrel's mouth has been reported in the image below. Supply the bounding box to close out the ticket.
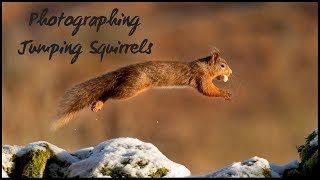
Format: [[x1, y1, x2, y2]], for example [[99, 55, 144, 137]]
[[215, 75, 229, 82]]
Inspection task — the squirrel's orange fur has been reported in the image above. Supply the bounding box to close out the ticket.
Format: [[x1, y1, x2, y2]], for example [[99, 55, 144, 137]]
[[51, 48, 232, 131]]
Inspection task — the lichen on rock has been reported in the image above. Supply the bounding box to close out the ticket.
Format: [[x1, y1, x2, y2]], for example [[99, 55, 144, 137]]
[[2, 168, 9, 178], [2, 129, 318, 178], [43, 155, 71, 178], [67, 137, 190, 178], [14, 145, 54, 178], [195, 156, 277, 178], [2, 145, 17, 177], [150, 167, 169, 178], [262, 167, 272, 178], [2, 143, 55, 178], [283, 128, 318, 177], [2, 138, 190, 178], [2, 141, 78, 178]]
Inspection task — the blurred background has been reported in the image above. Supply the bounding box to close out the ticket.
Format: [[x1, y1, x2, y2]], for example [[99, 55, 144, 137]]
[[2, 2, 318, 175]]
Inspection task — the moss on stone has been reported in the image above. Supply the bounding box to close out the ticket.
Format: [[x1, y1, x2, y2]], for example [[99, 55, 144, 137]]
[[101, 165, 169, 178], [111, 166, 134, 178], [298, 130, 317, 163], [121, 158, 132, 166], [100, 166, 136, 178], [5, 154, 17, 176], [136, 160, 149, 168], [43, 155, 71, 178], [298, 144, 317, 164], [297, 131, 318, 177], [150, 167, 169, 178], [306, 131, 317, 144], [284, 130, 318, 177], [262, 167, 272, 178], [6, 143, 72, 178], [10, 144, 55, 178], [303, 149, 318, 177], [99, 166, 112, 176], [283, 168, 303, 177]]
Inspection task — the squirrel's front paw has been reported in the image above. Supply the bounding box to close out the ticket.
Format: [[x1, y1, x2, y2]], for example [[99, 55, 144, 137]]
[[91, 101, 104, 112], [221, 90, 232, 101]]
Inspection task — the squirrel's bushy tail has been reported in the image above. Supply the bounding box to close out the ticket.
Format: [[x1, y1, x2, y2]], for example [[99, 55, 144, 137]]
[[50, 112, 76, 131], [50, 74, 116, 131]]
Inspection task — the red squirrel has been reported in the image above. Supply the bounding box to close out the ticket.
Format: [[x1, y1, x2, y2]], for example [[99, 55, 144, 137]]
[[51, 48, 232, 131]]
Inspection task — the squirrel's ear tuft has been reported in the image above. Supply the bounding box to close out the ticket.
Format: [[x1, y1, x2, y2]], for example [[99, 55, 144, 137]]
[[209, 47, 220, 65]]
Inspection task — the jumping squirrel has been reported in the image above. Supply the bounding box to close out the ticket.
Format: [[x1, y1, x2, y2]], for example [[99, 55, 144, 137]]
[[51, 48, 232, 131]]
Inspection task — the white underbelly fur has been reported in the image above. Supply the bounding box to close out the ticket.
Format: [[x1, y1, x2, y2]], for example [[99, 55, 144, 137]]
[[154, 76, 228, 90], [155, 85, 190, 89]]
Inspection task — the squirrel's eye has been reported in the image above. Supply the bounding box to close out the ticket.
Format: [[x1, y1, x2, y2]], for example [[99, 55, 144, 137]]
[[221, 64, 225, 68]]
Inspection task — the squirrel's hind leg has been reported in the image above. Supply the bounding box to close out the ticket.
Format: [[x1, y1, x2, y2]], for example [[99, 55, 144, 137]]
[[91, 100, 104, 112], [91, 94, 109, 112]]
